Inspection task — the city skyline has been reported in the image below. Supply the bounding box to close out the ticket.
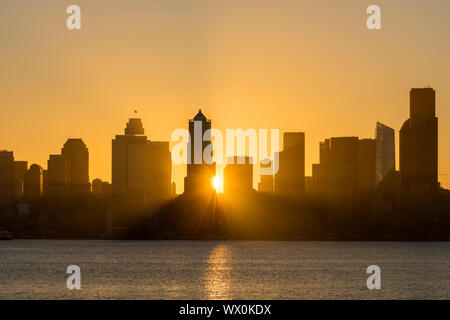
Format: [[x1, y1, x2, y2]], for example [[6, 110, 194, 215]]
[[0, 92, 446, 194], [2, 1, 450, 304], [0, 87, 444, 201], [1, 1, 450, 192]]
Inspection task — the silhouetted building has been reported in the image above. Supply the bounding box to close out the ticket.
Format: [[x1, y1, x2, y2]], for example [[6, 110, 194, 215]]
[[184, 110, 216, 194], [258, 159, 273, 193], [47, 154, 68, 215], [43, 169, 48, 196], [92, 178, 111, 197], [311, 139, 331, 197], [92, 178, 103, 195], [102, 182, 111, 197], [358, 139, 376, 192], [305, 176, 313, 195], [274, 132, 305, 197], [400, 88, 438, 190], [13, 161, 28, 200], [112, 118, 149, 199], [24, 164, 43, 202], [373, 170, 401, 226], [224, 156, 253, 195], [112, 118, 172, 227], [148, 141, 172, 203], [61, 139, 90, 198], [327, 137, 359, 220], [0, 151, 15, 211], [375, 122, 395, 185]]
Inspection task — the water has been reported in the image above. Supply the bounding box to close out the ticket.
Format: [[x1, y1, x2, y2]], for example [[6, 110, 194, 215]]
[[0, 240, 449, 299]]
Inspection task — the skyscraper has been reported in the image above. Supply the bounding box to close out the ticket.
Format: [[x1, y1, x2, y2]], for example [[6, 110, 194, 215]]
[[24, 164, 43, 202], [47, 154, 68, 215], [375, 122, 395, 185], [400, 88, 438, 189], [112, 118, 149, 198], [0, 151, 15, 210], [326, 137, 359, 221], [274, 132, 305, 196], [184, 110, 216, 194], [112, 118, 172, 213], [61, 139, 90, 197]]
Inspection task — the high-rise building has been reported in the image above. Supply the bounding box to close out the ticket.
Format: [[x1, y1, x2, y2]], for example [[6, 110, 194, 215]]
[[224, 156, 253, 195], [327, 137, 359, 220], [184, 110, 216, 194], [112, 118, 149, 198], [328, 137, 359, 193], [24, 164, 43, 201], [47, 154, 68, 215], [13, 161, 28, 200], [61, 139, 90, 197], [375, 122, 395, 185], [274, 132, 305, 196], [312, 139, 331, 196], [258, 159, 273, 193], [112, 118, 172, 228], [400, 88, 438, 189], [148, 141, 172, 202], [358, 139, 376, 192], [112, 118, 172, 203], [0, 151, 15, 210]]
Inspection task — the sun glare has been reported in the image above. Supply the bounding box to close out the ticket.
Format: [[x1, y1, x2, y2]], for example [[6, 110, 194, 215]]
[[212, 176, 221, 192]]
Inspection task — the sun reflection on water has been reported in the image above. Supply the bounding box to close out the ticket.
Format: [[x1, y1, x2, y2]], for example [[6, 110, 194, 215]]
[[203, 245, 233, 299]]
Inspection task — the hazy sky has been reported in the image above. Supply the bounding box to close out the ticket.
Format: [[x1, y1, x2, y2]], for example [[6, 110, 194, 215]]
[[1, 0, 449, 191]]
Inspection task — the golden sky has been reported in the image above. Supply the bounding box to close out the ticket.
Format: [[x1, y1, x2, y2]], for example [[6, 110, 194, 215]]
[[1, 0, 449, 191]]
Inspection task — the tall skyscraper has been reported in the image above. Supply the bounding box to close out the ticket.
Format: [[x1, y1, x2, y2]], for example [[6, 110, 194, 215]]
[[0, 151, 15, 210], [274, 132, 305, 196], [24, 164, 43, 201], [112, 118, 172, 207], [61, 139, 90, 197], [375, 122, 395, 185], [112, 118, 149, 198], [400, 88, 438, 189], [13, 160, 28, 200], [224, 156, 253, 195], [184, 110, 216, 194]]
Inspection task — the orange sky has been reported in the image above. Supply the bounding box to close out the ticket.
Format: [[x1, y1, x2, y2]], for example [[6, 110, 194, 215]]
[[1, 0, 449, 191]]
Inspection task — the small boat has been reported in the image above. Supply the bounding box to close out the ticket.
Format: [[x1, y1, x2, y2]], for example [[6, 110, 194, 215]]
[[0, 229, 12, 240]]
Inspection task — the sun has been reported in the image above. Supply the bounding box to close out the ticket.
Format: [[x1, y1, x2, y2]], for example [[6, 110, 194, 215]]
[[212, 176, 221, 192]]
